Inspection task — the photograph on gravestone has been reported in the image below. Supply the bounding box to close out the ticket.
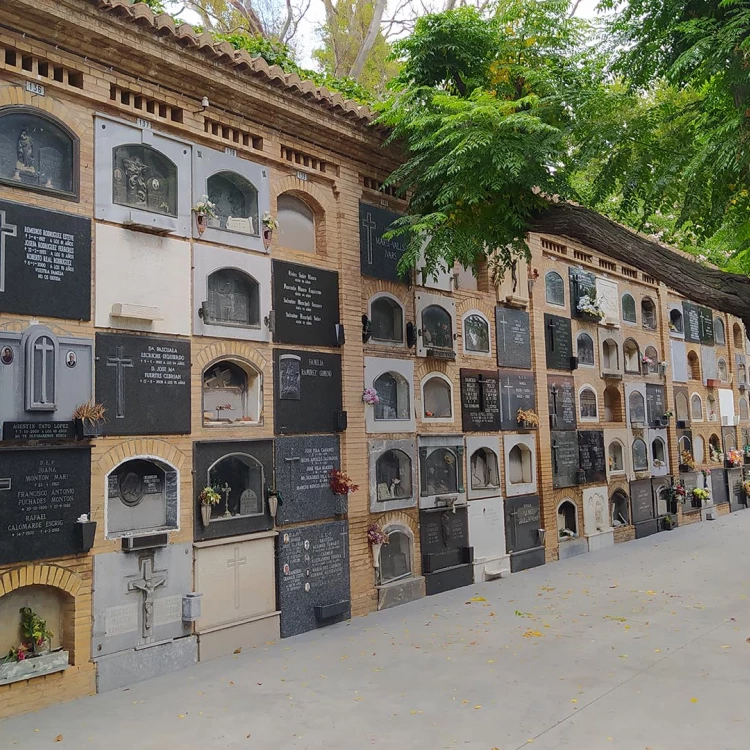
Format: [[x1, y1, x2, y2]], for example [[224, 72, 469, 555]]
[[495, 308, 531, 369], [0, 447, 91, 565], [551, 430, 579, 488], [547, 375, 577, 430], [0, 200, 90, 320], [272, 260, 340, 347], [544, 314, 573, 371], [629, 479, 655, 524], [497, 370, 536, 430], [646, 384, 667, 426], [578, 431, 607, 483], [683, 302, 702, 343], [276, 520, 350, 638], [274, 350, 343, 435], [95, 333, 190, 436], [569, 268, 596, 319], [359, 202, 408, 283], [460, 369, 501, 432], [698, 306, 715, 344], [274, 436, 341, 525], [194, 440, 273, 542]]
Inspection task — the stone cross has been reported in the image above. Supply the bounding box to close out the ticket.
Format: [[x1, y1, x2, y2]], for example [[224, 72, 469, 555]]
[[226, 546, 247, 610], [107, 345, 133, 419], [34, 337, 54, 404], [501, 377, 514, 423], [496, 311, 508, 353], [0, 209, 18, 294], [361, 212, 377, 265], [551, 439, 559, 475], [128, 557, 167, 641]]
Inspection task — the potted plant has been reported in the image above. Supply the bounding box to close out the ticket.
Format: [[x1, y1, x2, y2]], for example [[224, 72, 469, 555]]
[[367, 524, 389, 569], [362, 387, 380, 406], [193, 195, 217, 235], [330, 469, 359, 516], [75, 513, 96, 553], [641, 355, 654, 374], [72, 400, 107, 439], [662, 513, 675, 531], [20, 607, 53, 656], [692, 487, 710, 507], [262, 211, 279, 250], [516, 408, 539, 430], [198, 486, 221, 527], [576, 290, 605, 321], [679, 450, 696, 472]]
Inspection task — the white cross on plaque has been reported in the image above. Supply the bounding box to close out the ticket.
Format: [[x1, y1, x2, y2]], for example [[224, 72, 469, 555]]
[[34, 337, 54, 404], [362, 212, 377, 265], [0, 209, 18, 294], [497, 311, 508, 353], [502, 377, 514, 422], [107, 345, 133, 419], [227, 546, 247, 609]]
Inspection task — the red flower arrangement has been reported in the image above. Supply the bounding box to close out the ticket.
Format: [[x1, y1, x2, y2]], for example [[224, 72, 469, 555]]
[[329, 469, 359, 496]]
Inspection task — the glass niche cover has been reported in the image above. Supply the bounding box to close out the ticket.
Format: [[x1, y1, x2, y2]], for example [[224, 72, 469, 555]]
[[113, 144, 177, 217], [418, 437, 466, 508], [206, 453, 265, 520]]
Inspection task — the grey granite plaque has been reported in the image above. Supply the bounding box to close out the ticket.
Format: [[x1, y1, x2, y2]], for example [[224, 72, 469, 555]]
[[460, 368, 501, 432], [498, 370, 536, 430], [548, 375, 576, 430], [683, 302, 701, 343], [495, 307, 531, 369], [578, 430, 606, 483], [551, 430, 579, 488], [544, 314, 573, 371]]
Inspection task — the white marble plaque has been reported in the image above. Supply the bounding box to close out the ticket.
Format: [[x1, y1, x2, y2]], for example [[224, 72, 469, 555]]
[[105, 602, 139, 637]]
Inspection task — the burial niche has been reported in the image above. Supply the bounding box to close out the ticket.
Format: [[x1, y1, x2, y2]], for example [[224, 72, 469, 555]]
[[379, 527, 413, 585], [423, 375, 452, 419], [678, 435, 692, 456], [641, 298, 657, 329], [739, 362, 747, 385], [651, 438, 667, 467], [470, 447, 500, 490], [374, 372, 411, 421], [632, 438, 648, 471], [508, 444, 533, 485], [740, 398, 749, 422], [277, 193, 315, 252], [734, 323, 744, 350], [25, 327, 58, 411], [602, 339, 619, 372], [707, 393, 717, 421], [676, 392, 689, 422], [545, 271, 565, 306], [421, 447, 461, 496], [669, 308, 684, 334], [107, 458, 177, 536], [608, 441, 624, 472], [203, 360, 260, 425], [629, 391, 646, 424], [709, 434, 722, 460], [604, 385, 623, 422], [688, 350, 701, 381], [694, 435, 705, 463], [718, 358, 728, 382], [463, 313, 490, 354], [579, 387, 598, 420], [421, 304, 454, 354], [691, 394, 703, 420], [644, 346, 659, 374], [0, 107, 78, 197], [621, 294, 636, 323], [370, 296, 404, 344], [207, 453, 264, 519], [375, 450, 413, 501], [577, 333, 595, 367], [206, 170, 259, 234], [557, 500, 578, 540], [611, 490, 630, 526], [205, 268, 260, 328], [113, 143, 177, 216], [624, 339, 640, 372], [714, 317, 726, 345]]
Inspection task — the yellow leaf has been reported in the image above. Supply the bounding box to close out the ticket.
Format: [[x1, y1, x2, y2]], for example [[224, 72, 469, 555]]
[[571, 699, 578, 704], [178, 714, 185, 719], [487, 659, 495, 663], [233, 648, 242, 654], [691, 697, 698, 703], [462, 700, 469, 705], [468, 596, 487, 602], [474, 705, 482, 709]]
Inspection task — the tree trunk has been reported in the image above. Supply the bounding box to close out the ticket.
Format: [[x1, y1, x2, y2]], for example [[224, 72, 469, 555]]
[[530, 202, 750, 335], [348, 0, 388, 80]]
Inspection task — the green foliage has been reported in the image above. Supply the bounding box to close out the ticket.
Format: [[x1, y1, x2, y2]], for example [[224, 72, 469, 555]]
[[133, 0, 167, 12]]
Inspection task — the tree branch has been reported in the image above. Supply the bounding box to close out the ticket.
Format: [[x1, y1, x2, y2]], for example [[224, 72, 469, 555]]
[[348, 0, 389, 80]]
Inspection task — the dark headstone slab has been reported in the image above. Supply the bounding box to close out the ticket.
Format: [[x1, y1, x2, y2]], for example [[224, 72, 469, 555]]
[[681, 472, 699, 493], [460, 368, 501, 432], [274, 435, 341, 525], [727, 468, 746, 511], [698, 306, 714, 344], [652, 477, 672, 516], [0, 447, 91, 565], [495, 307, 531, 369], [276, 520, 350, 638], [548, 375, 576, 430], [646, 384, 666, 425], [359, 202, 408, 283], [569, 268, 596, 319], [272, 260, 340, 347], [193, 440, 274, 541], [630, 479, 655, 524], [3, 421, 74, 442], [635, 519, 659, 538], [504, 494, 542, 553], [683, 302, 701, 343], [273, 350, 343, 435], [424, 564, 473, 596], [544, 314, 573, 371], [95, 333, 190, 436], [419, 507, 472, 573], [551, 430, 579, 488], [510, 547, 546, 573], [498, 370, 536, 430], [578, 431, 606, 483], [0, 199, 90, 320], [712, 468, 729, 505]]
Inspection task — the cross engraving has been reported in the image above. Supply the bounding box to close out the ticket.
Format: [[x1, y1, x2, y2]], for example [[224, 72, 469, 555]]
[[550, 386, 559, 418], [362, 212, 377, 265], [497, 311, 508, 353], [0, 210, 18, 294], [128, 557, 167, 641], [547, 317, 556, 352], [34, 337, 54, 404], [227, 546, 247, 609], [551, 439, 559, 475], [501, 377, 514, 424], [107, 345, 133, 419], [476, 373, 486, 412]]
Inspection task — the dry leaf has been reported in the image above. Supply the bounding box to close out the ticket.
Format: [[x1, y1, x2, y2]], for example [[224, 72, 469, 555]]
[[54, 737, 63, 743], [233, 648, 242, 654], [474, 705, 482, 709], [467, 596, 487, 603]]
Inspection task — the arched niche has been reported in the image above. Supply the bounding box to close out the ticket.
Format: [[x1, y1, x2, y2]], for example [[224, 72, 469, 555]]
[[369, 294, 405, 345], [422, 373, 453, 420], [375, 371, 411, 421], [545, 271, 565, 306], [641, 297, 657, 329], [462, 311, 491, 355], [611, 490, 630, 526], [624, 339, 641, 373], [604, 385, 623, 422], [205, 267, 261, 328], [621, 294, 636, 323], [202, 359, 262, 426], [368, 438, 417, 512], [277, 192, 315, 252], [557, 500, 578, 540], [206, 452, 265, 519], [608, 441, 625, 473], [632, 438, 648, 471], [378, 525, 414, 586], [113, 143, 177, 217], [207, 170, 259, 235]]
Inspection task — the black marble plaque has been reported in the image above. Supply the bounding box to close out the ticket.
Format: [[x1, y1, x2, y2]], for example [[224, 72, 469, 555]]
[[698, 306, 714, 344], [578, 430, 606, 483], [274, 350, 343, 435], [0, 199, 90, 320], [548, 375, 576, 430], [272, 260, 340, 347], [683, 302, 701, 343], [551, 430, 579, 488], [460, 368, 501, 431], [276, 520, 350, 638], [569, 268, 596, 319], [95, 333, 190, 436], [497, 370, 536, 430], [419, 507, 472, 573], [646, 384, 666, 425], [544, 314, 573, 371], [0, 447, 91, 565], [359, 202, 409, 283], [274, 435, 341, 525], [495, 307, 531, 369], [2, 421, 75, 441], [712, 468, 729, 505], [505, 494, 542, 553], [630, 479, 655, 523]]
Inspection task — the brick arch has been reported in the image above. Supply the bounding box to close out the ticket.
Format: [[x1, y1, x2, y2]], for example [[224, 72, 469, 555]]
[[369, 509, 419, 537], [457, 298, 495, 319], [95, 438, 186, 476], [193, 340, 267, 373], [0, 564, 83, 599], [0, 90, 87, 141], [414, 360, 456, 381], [363, 280, 412, 309]]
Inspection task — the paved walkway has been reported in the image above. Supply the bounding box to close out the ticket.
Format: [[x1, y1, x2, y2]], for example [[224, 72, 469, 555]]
[[3, 513, 750, 750]]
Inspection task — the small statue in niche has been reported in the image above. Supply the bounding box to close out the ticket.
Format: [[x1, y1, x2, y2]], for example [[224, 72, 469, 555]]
[[510, 259, 518, 293], [122, 156, 148, 206], [16, 127, 35, 174]]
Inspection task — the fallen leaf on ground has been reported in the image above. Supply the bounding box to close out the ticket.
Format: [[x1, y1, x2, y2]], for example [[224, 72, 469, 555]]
[[54, 737, 63, 743], [467, 596, 487, 602], [233, 648, 242, 654]]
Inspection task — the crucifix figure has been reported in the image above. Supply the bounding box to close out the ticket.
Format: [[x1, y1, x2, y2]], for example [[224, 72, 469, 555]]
[[128, 557, 167, 641], [221, 482, 232, 517], [227, 546, 247, 610], [107, 345, 133, 419], [361, 212, 377, 265], [0, 210, 18, 294]]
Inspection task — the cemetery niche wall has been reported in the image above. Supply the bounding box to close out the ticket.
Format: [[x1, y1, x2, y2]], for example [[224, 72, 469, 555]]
[[375, 523, 425, 611], [418, 435, 466, 509], [359, 202, 408, 283], [364, 357, 415, 433], [419, 506, 474, 595], [415, 292, 457, 359]]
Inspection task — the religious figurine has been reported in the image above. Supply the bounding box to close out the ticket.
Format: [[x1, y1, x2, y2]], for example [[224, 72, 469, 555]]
[[122, 155, 148, 206], [16, 127, 35, 173]]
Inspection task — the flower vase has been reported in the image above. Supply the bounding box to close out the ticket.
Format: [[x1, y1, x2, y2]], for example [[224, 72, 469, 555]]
[[371, 542, 382, 568], [263, 226, 273, 250], [200, 504, 212, 527], [32, 639, 49, 656], [196, 212, 208, 236]]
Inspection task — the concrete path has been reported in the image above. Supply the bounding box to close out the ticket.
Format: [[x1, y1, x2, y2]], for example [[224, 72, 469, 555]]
[[3, 512, 750, 750]]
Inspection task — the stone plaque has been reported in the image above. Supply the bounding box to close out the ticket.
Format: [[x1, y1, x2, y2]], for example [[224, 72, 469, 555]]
[[544, 314, 573, 371], [711, 468, 729, 505], [722, 426, 737, 454], [276, 520, 350, 638], [460, 368, 501, 432], [569, 268, 596, 319], [698, 306, 714, 344], [728, 468, 745, 511], [95, 333, 190, 436], [2, 421, 75, 441], [683, 302, 701, 343], [272, 260, 340, 347], [504, 494, 541, 553], [646, 384, 666, 425], [630, 479, 655, 523], [547, 375, 576, 430], [419, 507, 474, 595], [274, 436, 342, 525], [495, 307, 531, 369], [0, 447, 91, 565], [0, 200, 91, 320], [578, 430, 606, 483], [359, 202, 408, 283], [551, 430, 579, 488], [498, 370, 536, 430], [274, 350, 343, 435]]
